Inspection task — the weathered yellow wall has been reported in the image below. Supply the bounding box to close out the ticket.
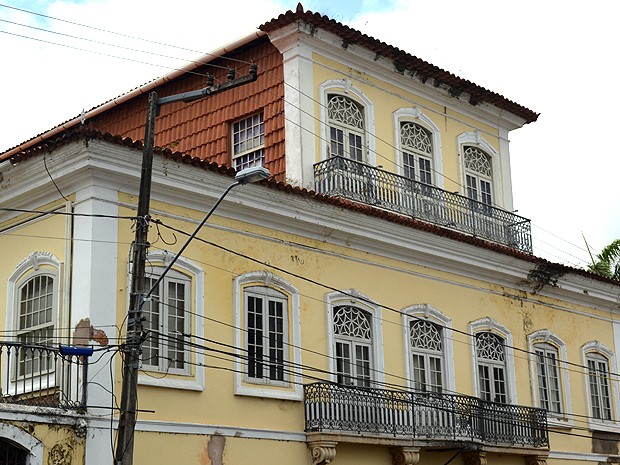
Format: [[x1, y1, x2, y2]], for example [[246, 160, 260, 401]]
[[113, 190, 616, 464], [311, 53, 502, 195]]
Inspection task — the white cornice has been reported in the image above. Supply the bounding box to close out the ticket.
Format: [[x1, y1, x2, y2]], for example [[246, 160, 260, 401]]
[[3, 140, 618, 314], [279, 25, 528, 132]]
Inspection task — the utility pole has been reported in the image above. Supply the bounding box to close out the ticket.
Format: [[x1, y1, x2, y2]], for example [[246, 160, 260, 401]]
[[114, 65, 258, 465]]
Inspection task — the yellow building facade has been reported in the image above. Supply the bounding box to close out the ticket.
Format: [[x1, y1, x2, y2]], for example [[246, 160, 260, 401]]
[[1, 5, 619, 465]]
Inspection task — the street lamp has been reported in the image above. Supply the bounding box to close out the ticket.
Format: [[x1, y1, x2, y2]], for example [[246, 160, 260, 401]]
[[143, 165, 270, 303]]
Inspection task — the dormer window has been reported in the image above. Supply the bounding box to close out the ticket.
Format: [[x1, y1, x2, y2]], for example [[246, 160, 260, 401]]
[[232, 113, 264, 170]]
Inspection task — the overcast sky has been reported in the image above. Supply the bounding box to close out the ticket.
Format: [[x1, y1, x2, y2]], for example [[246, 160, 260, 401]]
[[1, 0, 618, 268]]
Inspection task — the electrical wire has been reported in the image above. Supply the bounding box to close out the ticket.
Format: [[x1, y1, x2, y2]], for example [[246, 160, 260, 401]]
[[152, 217, 620, 383], [0, 5, 599, 263]]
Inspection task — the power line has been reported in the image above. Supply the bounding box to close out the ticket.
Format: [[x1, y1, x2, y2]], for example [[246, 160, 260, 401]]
[[152, 217, 619, 381], [0, 4, 596, 263]]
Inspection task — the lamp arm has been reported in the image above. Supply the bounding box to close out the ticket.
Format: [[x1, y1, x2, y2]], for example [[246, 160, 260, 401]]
[[142, 180, 241, 303]]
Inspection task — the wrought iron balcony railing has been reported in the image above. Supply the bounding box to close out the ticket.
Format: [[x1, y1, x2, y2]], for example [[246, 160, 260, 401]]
[[0, 342, 89, 409], [314, 157, 532, 253], [305, 383, 548, 449]]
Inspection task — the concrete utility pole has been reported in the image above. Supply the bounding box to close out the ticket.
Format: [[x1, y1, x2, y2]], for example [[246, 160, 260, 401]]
[[114, 65, 258, 465]]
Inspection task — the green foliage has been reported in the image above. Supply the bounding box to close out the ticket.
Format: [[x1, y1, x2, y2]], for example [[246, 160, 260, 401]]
[[587, 239, 620, 280]]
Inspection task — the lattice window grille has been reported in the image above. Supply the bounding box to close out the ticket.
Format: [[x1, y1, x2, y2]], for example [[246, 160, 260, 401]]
[[410, 320, 442, 352], [401, 122, 432, 154], [333, 306, 371, 340], [328, 95, 364, 129], [463, 146, 492, 177], [476, 332, 505, 362]]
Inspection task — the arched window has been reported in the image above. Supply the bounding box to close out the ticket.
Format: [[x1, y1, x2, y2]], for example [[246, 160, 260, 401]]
[[233, 271, 302, 400], [582, 342, 617, 424], [7, 253, 61, 380], [528, 330, 571, 425], [464, 146, 493, 206], [328, 94, 365, 162], [245, 285, 288, 383], [401, 122, 433, 185], [142, 267, 191, 374], [137, 252, 205, 391], [409, 319, 443, 392], [403, 304, 454, 394], [333, 305, 373, 387], [0, 439, 28, 465], [475, 331, 508, 403], [534, 342, 562, 413]]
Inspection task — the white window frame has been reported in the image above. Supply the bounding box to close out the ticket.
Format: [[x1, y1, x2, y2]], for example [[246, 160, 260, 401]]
[[469, 317, 517, 404], [141, 268, 191, 375], [231, 112, 265, 170], [393, 108, 443, 189], [244, 285, 289, 386], [527, 330, 572, 427], [320, 80, 376, 166], [457, 132, 501, 207], [136, 251, 204, 391], [5, 252, 62, 395], [326, 290, 384, 386], [402, 304, 455, 394], [233, 271, 302, 400], [581, 341, 620, 432]]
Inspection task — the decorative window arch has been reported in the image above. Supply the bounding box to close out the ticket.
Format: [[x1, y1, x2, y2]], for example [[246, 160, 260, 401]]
[[320, 80, 376, 166], [6, 252, 62, 346], [527, 330, 572, 426], [582, 341, 620, 429], [137, 251, 205, 391], [457, 132, 500, 207], [394, 108, 443, 189], [402, 304, 454, 394], [233, 271, 302, 400], [469, 317, 517, 404], [0, 423, 43, 465], [326, 290, 384, 387]]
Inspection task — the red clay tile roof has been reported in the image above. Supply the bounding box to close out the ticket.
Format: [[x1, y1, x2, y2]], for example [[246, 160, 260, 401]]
[[261, 3, 539, 124]]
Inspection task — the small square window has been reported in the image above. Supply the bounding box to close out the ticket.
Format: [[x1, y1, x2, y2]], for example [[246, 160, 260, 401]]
[[232, 113, 264, 170]]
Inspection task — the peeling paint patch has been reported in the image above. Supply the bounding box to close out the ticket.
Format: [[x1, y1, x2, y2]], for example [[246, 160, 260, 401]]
[[73, 318, 109, 346], [207, 434, 225, 465]]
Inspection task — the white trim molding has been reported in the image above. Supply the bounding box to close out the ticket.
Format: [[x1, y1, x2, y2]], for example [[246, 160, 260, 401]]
[[325, 289, 385, 385], [137, 251, 205, 391], [527, 329, 573, 428], [233, 271, 303, 400], [393, 108, 444, 189], [468, 317, 517, 404], [581, 340, 620, 432], [0, 422, 44, 465], [401, 304, 455, 393], [319, 79, 377, 166]]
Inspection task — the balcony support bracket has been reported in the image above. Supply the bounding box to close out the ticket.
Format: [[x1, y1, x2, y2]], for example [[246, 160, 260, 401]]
[[390, 447, 420, 465], [309, 440, 338, 465], [463, 451, 487, 465], [525, 456, 548, 465]]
